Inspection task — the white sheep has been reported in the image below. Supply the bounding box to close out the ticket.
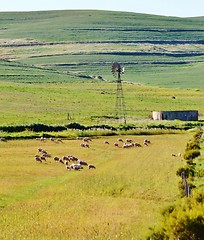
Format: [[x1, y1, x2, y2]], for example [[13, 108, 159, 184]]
[[70, 163, 83, 170]]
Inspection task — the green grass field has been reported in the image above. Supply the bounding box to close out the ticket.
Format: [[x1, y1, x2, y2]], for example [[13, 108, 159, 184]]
[[0, 81, 204, 126], [0, 133, 192, 239]]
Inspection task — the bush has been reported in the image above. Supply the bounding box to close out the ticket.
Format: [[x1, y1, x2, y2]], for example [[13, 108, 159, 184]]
[[147, 190, 204, 240], [176, 167, 195, 178], [184, 150, 200, 160], [186, 140, 200, 151]]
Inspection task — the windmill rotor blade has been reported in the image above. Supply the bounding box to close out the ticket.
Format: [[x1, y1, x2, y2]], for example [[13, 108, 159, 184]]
[[112, 62, 123, 78]]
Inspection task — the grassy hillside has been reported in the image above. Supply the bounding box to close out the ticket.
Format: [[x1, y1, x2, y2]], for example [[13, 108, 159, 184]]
[[1, 10, 204, 42], [0, 10, 204, 88]]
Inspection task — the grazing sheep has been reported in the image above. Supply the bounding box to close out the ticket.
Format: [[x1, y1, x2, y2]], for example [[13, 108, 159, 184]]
[[35, 156, 42, 163], [144, 139, 151, 144], [80, 143, 89, 148], [64, 160, 69, 165], [123, 143, 134, 148], [78, 159, 88, 166], [62, 156, 69, 161], [88, 164, 96, 169], [68, 155, 78, 161], [70, 163, 83, 170], [59, 159, 64, 164], [117, 138, 123, 142], [42, 153, 51, 158], [134, 142, 142, 147], [104, 140, 110, 144], [66, 166, 71, 170], [126, 139, 133, 143], [178, 153, 181, 157], [40, 156, 46, 161], [38, 147, 43, 153], [53, 156, 60, 161], [143, 139, 151, 146], [0, 137, 7, 142], [114, 142, 119, 147], [171, 153, 176, 157], [83, 137, 92, 142]]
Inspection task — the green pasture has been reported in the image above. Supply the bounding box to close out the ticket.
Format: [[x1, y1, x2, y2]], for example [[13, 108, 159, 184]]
[[0, 133, 192, 239], [0, 81, 204, 126]]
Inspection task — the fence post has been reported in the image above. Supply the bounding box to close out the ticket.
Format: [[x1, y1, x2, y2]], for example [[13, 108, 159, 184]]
[[181, 171, 190, 197]]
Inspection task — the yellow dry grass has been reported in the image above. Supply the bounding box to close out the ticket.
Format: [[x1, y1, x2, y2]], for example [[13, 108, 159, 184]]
[[0, 133, 192, 239]]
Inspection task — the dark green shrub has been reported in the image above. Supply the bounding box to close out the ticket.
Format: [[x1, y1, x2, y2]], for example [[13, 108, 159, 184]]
[[176, 167, 195, 178], [66, 122, 86, 130], [193, 130, 203, 140], [186, 160, 196, 166], [184, 150, 200, 160], [186, 140, 200, 151]]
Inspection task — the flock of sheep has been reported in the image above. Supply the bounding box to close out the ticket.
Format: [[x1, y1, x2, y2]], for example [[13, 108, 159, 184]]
[[34, 136, 152, 172], [111, 137, 151, 148], [34, 136, 96, 171]]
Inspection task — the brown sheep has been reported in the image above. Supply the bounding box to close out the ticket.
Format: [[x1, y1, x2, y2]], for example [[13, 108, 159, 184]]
[[53, 156, 60, 161], [88, 164, 96, 169], [35, 156, 42, 163]]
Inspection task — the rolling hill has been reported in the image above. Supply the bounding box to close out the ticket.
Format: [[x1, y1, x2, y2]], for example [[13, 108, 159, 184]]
[[0, 10, 204, 88]]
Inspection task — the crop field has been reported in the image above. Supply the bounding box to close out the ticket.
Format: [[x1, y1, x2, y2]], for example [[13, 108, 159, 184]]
[[0, 133, 192, 240]]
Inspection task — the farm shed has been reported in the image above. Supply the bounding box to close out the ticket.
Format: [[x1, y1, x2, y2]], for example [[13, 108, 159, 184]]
[[152, 110, 198, 121]]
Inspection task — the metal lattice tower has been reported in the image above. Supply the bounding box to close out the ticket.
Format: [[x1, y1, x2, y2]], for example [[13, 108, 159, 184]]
[[112, 62, 126, 124]]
